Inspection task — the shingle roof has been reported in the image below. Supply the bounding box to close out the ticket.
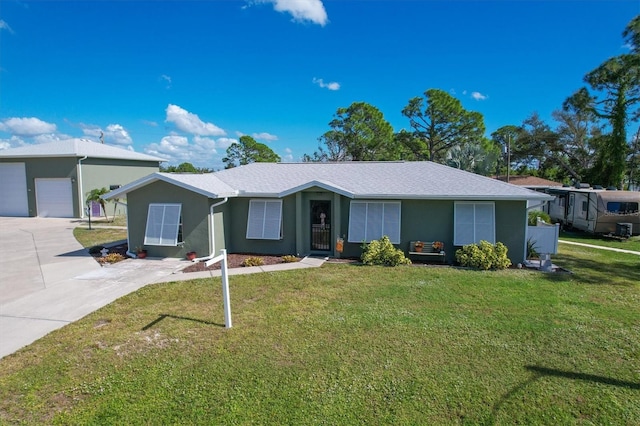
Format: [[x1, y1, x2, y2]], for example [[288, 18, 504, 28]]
[[107, 162, 552, 201], [0, 139, 164, 162]]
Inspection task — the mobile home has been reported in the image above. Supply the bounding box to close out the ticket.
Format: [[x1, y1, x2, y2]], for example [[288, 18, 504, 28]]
[[545, 187, 640, 236]]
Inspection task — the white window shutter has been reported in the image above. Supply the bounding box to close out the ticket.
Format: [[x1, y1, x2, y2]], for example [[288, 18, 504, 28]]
[[144, 203, 182, 246], [246, 200, 282, 240], [366, 203, 383, 241], [454, 203, 475, 246], [383, 203, 401, 244], [348, 202, 367, 243], [246, 200, 266, 239], [349, 201, 401, 244], [454, 202, 495, 246], [263, 200, 283, 240], [475, 203, 495, 243]]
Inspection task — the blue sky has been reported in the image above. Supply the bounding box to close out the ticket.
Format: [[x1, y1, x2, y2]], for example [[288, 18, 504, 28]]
[[0, 0, 638, 169]]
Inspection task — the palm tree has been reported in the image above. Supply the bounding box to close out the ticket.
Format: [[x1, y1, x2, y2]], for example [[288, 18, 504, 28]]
[[86, 187, 109, 221]]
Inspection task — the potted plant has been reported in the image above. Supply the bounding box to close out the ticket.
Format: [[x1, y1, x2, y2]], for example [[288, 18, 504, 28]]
[[135, 246, 147, 259], [186, 251, 197, 261], [432, 241, 444, 253], [414, 241, 424, 252]]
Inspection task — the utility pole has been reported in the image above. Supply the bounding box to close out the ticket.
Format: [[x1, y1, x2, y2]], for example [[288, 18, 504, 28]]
[[507, 135, 511, 183]]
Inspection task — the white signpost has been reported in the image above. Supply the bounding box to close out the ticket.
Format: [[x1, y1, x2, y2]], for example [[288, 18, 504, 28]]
[[205, 249, 232, 328]]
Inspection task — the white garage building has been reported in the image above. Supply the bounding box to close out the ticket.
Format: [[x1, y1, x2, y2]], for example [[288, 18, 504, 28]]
[[0, 140, 163, 218]]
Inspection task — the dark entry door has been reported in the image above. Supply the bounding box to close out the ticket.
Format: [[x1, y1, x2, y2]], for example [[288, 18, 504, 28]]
[[311, 200, 331, 251]]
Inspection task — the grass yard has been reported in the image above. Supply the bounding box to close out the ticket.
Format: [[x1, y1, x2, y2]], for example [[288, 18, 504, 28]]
[[73, 227, 128, 249], [0, 245, 638, 424], [560, 230, 640, 253]]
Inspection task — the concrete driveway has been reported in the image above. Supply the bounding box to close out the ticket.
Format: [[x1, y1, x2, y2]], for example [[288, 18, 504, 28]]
[[0, 217, 186, 359]]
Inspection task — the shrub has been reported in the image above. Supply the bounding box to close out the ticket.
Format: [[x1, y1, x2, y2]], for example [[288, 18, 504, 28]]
[[241, 256, 264, 267], [361, 236, 411, 267], [455, 240, 511, 270], [281, 255, 300, 263], [98, 253, 125, 265], [526, 237, 539, 260], [528, 210, 551, 226]]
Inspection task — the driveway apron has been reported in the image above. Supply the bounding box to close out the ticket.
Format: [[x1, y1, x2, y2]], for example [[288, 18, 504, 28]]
[[0, 218, 184, 359]]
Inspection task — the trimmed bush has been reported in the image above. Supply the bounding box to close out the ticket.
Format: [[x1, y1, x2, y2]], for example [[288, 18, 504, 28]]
[[98, 253, 126, 265], [281, 255, 300, 263], [361, 236, 411, 267], [455, 240, 511, 270], [241, 257, 264, 267]]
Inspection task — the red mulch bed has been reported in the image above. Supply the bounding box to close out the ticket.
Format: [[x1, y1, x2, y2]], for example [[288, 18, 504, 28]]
[[90, 244, 362, 271], [182, 254, 293, 273]]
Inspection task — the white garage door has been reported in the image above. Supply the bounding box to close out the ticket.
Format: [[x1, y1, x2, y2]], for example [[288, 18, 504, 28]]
[[0, 163, 29, 216], [35, 178, 74, 218]]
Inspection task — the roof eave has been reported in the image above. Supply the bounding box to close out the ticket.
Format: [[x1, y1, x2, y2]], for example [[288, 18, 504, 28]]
[[102, 173, 238, 200]]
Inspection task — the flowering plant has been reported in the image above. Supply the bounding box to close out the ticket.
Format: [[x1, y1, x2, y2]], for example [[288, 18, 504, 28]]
[[432, 241, 444, 251], [414, 241, 424, 248]]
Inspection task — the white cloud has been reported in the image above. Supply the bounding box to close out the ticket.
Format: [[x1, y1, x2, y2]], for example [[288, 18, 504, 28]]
[[193, 135, 218, 152], [144, 135, 238, 169], [79, 123, 132, 145], [260, 0, 328, 26], [142, 120, 158, 127], [471, 91, 488, 101], [165, 104, 226, 136], [312, 77, 340, 91], [0, 117, 57, 136], [0, 136, 26, 150], [0, 20, 14, 34], [216, 137, 236, 149], [159, 74, 172, 89], [104, 124, 133, 145], [252, 132, 278, 141]]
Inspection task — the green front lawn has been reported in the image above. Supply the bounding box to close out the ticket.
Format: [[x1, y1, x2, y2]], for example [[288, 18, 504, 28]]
[[0, 245, 638, 424], [560, 230, 640, 252], [73, 227, 128, 249]]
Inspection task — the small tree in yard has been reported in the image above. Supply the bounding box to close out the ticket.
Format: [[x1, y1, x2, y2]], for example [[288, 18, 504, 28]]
[[361, 236, 411, 267], [86, 187, 109, 220]]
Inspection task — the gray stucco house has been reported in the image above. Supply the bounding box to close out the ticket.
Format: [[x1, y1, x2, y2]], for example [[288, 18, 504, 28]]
[[0, 140, 163, 218], [104, 161, 552, 264]]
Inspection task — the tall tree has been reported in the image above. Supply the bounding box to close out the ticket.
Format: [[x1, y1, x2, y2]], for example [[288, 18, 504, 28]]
[[548, 90, 600, 182], [303, 130, 349, 162], [490, 125, 521, 179], [583, 53, 640, 187], [401, 89, 485, 163], [510, 112, 559, 177], [446, 141, 496, 175], [223, 135, 280, 169], [161, 162, 213, 173], [623, 15, 640, 55]]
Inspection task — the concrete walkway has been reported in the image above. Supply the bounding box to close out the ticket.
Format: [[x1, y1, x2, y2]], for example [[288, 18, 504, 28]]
[[0, 218, 324, 359], [558, 239, 640, 256]]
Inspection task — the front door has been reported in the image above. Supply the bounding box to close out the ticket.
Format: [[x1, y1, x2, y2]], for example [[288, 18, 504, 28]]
[[310, 200, 331, 251]]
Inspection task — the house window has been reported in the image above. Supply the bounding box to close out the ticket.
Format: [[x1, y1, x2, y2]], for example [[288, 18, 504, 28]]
[[144, 203, 183, 246], [348, 201, 401, 244], [246, 199, 283, 240], [454, 202, 495, 246]]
